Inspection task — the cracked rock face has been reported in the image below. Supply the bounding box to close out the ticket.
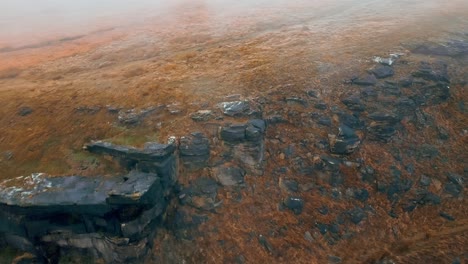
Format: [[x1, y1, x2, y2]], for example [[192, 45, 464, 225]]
[[0, 171, 170, 263]]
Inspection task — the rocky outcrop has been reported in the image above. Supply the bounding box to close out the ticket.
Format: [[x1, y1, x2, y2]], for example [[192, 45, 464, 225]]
[[221, 119, 266, 176], [85, 139, 177, 189], [0, 171, 170, 263]]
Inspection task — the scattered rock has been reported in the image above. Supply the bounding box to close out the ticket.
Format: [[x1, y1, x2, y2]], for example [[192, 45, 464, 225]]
[[370, 65, 394, 78], [317, 116, 332, 127], [439, 212, 455, 221], [415, 144, 439, 160], [328, 125, 361, 155], [395, 97, 417, 117], [246, 119, 266, 141], [373, 55, 400, 66], [318, 206, 329, 215], [341, 95, 366, 112], [412, 40, 468, 57], [266, 115, 287, 125], [180, 132, 211, 170], [75, 105, 102, 115], [306, 90, 319, 98], [118, 106, 163, 126], [17, 107, 33, 117], [2, 151, 13, 161], [218, 101, 260, 117], [304, 231, 314, 242], [352, 74, 377, 86], [220, 124, 247, 142], [328, 255, 342, 264], [191, 110, 214, 122], [258, 235, 275, 254], [367, 111, 401, 142], [213, 165, 245, 187], [360, 166, 376, 183], [348, 207, 366, 224], [379, 81, 401, 96], [279, 178, 299, 193], [181, 177, 219, 203], [354, 188, 369, 202], [314, 101, 328, 110], [399, 77, 414, 87], [412, 61, 450, 83], [285, 97, 308, 107], [283, 197, 304, 215], [338, 112, 365, 129], [419, 175, 431, 187], [361, 86, 378, 98]]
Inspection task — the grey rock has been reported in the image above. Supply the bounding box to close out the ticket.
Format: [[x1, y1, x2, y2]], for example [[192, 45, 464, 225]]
[[248, 119, 266, 133], [232, 140, 265, 176], [213, 166, 245, 187], [279, 178, 299, 193], [121, 202, 164, 239], [338, 113, 365, 129], [354, 189, 369, 202], [0, 171, 161, 209], [314, 101, 328, 110], [191, 110, 214, 122], [4, 234, 35, 253], [412, 40, 468, 57], [75, 106, 101, 115], [348, 207, 366, 224], [180, 133, 210, 170], [285, 97, 308, 107], [416, 144, 439, 160], [447, 173, 464, 187], [3, 151, 13, 161], [419, 175, 431, 187], [220, 124, 246, 142], [318, 116, 332, 127], [283, 197, 304, 215], [412, 61, 450, 83], [181, 177, 221, 211], [367, 112, 399, 142], [361, 86, 378, 98], [18, 107, 33, 116], [86, 140, 176, 162], [437, 126, 450, 140], [395, 97, 417, 117], [368, 112, 401, 124], [341, 95, 366, 112], [439, 212, 455, 221], [352, 74, 377, 86], [266, 115, 287, 125], [218, 101, 260, 117], [444, 182, 462, 197], [304, 231, 314, 242], [379, 81, 401, 96], [258, 235, 275, 254], [329, 125, 361, 155], [370, 65, 394, 78], [328, 255, 342, 264], [399, 77, 414, 87], [246, 120, 266, 141], [118, 106, 162, 126], [306, 90, 319, 98]]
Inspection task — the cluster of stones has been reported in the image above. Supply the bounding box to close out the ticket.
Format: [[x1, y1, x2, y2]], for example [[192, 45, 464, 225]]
[[0, 107, 268, 262]]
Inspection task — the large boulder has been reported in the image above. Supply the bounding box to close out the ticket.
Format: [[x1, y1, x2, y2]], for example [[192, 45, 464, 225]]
[[0, 171, 168, 263]]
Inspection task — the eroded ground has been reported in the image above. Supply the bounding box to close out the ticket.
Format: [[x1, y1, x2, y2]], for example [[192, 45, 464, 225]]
[[0, 0, 467, 263]]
